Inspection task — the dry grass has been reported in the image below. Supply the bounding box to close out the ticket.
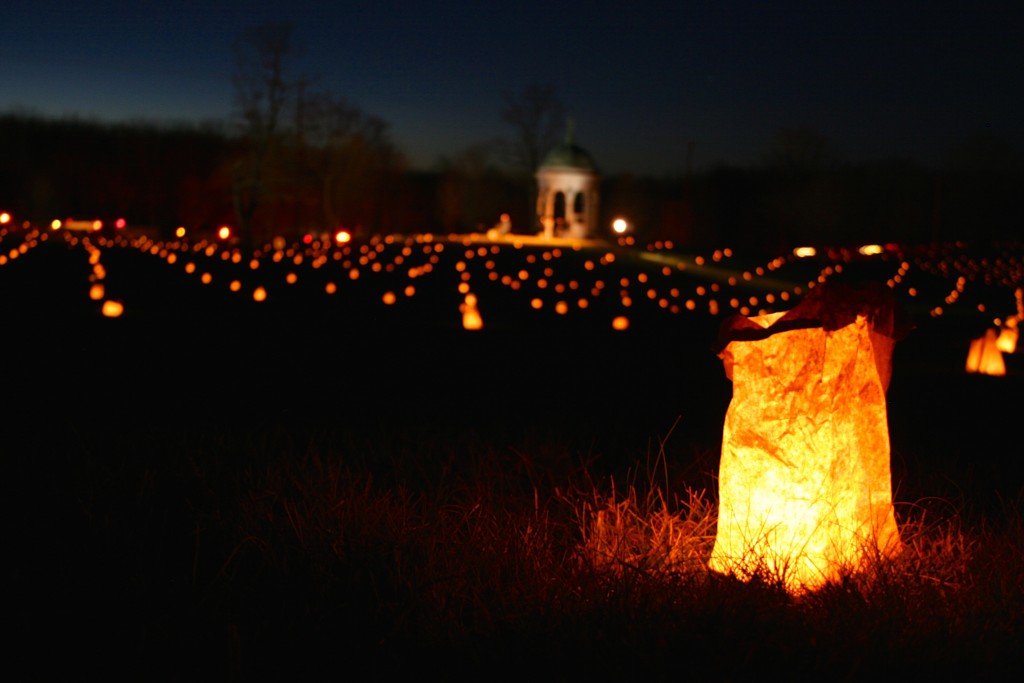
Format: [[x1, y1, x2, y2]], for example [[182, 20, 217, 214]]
[[16, 420, 1024, 679]]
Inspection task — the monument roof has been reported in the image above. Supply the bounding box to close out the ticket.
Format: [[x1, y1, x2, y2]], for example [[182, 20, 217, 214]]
[[539, 142, 597, 172]]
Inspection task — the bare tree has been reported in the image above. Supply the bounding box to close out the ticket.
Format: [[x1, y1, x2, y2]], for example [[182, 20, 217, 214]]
[[230, 21, 404, 239], [230, 21, 297, 242], [501, 84, 565, 230], [300, 91, 404, 232]]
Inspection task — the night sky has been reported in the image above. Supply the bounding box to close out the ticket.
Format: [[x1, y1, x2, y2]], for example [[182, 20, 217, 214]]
[[3, 1, 1021, 174]]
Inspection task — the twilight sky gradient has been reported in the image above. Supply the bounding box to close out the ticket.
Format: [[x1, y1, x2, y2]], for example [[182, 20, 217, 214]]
[[2, 1, 1021, 174]]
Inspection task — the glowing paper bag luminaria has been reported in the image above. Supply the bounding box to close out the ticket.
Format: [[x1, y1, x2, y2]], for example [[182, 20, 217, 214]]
[[965, 328, 1007, 376], [709, 283, 911, 592]]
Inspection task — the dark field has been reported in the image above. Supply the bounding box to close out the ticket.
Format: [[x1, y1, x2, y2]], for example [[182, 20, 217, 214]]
[[5, 229, 1023, 679]]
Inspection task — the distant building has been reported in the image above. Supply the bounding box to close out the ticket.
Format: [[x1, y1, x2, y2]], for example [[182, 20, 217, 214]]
[[535, 125, 599, 239]]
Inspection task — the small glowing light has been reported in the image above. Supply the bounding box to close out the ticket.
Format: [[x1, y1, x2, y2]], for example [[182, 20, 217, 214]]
[[285, 272, 298, 284], [201, 272, 212, 284], [0, 212, 10, 224], [793, 246, 817, 258], [115, 218, 126, 229], [229, 280, 242, 292], [858, 244, 884, 256], [612, 315, 630, 330], [334, 229, 352, 245], [101, 300, 124, 317], [382, 291, 397, 305], [175, 226, 186, 238], [461, 293, 483, 330], [89, 283, 104, 300], [253, 286, 267, 302], [51, 219, 62, 230], [218, 225, 231, 240], [325, 282, 337, 294], [612, 218, 629, 234], [92, 220, 103, 231]]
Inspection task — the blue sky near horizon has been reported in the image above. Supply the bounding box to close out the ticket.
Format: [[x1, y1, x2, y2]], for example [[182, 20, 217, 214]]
[[2, 1, 1021, 174]]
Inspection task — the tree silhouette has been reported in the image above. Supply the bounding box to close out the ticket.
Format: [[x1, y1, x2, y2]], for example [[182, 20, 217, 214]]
[[230, 21, 297, 242], [501, 84, 565, 231]]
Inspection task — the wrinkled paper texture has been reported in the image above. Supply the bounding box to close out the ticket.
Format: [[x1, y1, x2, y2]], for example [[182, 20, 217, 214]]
[[709, 283, 905, 591]]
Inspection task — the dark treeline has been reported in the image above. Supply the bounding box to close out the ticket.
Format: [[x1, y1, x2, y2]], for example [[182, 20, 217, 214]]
[[603, 129, 1024, 250], [2, 111, 1020, 249], [0, 112, 234, 232]]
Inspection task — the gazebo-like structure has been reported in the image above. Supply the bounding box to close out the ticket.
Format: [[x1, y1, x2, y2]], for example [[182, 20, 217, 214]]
[[535, 124, 599, 239]]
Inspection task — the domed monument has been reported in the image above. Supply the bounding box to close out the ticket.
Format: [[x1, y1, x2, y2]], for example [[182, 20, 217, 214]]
[[535, 121, 600, 239]]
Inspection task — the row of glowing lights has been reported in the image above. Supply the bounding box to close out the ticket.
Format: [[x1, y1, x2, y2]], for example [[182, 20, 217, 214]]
[[19, 226, 1021, 339], [71, 231, 902, 330], [111, 231, 828, 325], [51, 231, 946, 325], [82, 238, 125, 318], [914, 250, 1023, 290]]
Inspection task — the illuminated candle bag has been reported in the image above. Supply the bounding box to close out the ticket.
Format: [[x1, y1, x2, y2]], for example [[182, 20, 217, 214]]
[[965, 328, 1006, 376], [709, 283, 910, 592], [995, 317, 1018, 354]]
